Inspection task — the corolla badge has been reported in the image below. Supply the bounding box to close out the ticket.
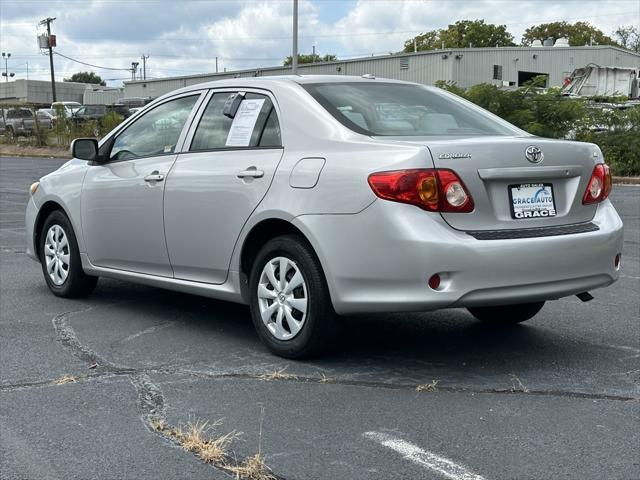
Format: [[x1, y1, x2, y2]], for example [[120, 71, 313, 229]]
[[438, 153, 472, 159], [525, 145, 544, 164]]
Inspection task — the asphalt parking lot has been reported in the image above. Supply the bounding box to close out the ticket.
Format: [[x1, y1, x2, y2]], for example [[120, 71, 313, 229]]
[[1, 156, 638, 480]]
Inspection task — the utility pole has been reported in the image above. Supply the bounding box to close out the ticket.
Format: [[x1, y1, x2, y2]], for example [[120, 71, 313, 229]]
[[39, 17, 56, 101], [215, 56, 218, 73], [1, 52, 14, 82], [131, 61, 139, 81], [292, 0, 298, 74], [312, 45, 316, 62], [141, 54, 149, 80]]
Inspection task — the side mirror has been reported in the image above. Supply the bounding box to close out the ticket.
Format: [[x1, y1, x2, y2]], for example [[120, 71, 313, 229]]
[[71, 138, 99, 161]]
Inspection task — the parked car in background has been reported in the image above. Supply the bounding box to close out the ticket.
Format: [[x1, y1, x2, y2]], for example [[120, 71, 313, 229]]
[[51, 101, 82, 117], [37, 108, 57, 126], [116, 97, 154, 109], [72, 104, 131, 122], [1, 107, 52, 138], [26, 76, 623, 358], [70, 104, 131, 136], [35, 110, 53, 130]]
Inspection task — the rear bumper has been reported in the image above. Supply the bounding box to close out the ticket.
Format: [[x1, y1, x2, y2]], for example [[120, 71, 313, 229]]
[[293, 199, 623, 315]]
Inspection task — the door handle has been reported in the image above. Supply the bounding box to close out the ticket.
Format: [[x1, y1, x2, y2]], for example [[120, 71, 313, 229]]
[[237, 167, 264, 179], [144, 171, 165, 183]]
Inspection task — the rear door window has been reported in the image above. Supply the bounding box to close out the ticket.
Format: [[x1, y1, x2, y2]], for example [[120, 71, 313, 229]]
[[190, 92, 280, 151]]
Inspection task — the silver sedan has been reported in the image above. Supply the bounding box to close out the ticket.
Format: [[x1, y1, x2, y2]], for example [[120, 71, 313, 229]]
[[25, 75, 623, 358]]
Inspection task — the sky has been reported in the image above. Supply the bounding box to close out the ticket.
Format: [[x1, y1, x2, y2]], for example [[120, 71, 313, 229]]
[[0, 0, 638, 86]]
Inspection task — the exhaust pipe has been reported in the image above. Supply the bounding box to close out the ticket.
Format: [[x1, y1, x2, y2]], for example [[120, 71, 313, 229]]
[[576, 292, 594, 302]]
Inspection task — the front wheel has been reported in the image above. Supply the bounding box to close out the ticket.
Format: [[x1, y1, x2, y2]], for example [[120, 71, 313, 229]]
[[248, 235, 339, 359], [40, 210, 98, 298], [467, 301, 545, 325]]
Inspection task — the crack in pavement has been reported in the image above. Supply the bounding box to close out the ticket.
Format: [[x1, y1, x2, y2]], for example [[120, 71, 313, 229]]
[[52, 308, 124, 372], [5, 366, 638, 404], [47, 308, 287, 480], [115, 321, 176, 345], [1, 306, 634, 477], [172, 369, 640, 403], [3, 359, 638, 403]]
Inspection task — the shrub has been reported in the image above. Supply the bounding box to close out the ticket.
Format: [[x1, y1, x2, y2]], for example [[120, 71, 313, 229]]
[[437, 79, 640, 176], [100, 112, 124, 137]]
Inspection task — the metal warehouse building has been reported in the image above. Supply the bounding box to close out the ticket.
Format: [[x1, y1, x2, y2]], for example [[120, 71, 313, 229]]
[[124, 45, 640, 98], [0, 79, 89, 105], [0, 80, 123, 106]]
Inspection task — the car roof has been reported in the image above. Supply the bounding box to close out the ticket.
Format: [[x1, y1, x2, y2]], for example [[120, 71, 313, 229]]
[[166, 75, 420, 97]]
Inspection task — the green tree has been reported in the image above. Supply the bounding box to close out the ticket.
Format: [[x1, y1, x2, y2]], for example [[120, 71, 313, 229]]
[[404, 20, 515, 52], [522, 21, 618, 47], [283, 53, 337, 66], [614, 25, 640, 52], [64, 71, 106, 86]]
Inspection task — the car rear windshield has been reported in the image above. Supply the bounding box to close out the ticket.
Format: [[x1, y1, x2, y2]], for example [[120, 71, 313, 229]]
[[302, 82, 518, 137]]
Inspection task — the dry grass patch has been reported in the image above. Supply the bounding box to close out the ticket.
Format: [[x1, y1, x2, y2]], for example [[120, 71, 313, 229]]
[[150, 417, 167, 432], [152, 410, 276, 479], [54, 375, 78, 385], [259, 366, 298, 381], [509, 373, 529, 393], [230, 453, 276, 480], [177, 420, 240, 465], [416, 380, 440, 392]]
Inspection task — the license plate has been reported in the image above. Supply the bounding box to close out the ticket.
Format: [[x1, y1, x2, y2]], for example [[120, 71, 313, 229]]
[[509, 183, 557, 220]]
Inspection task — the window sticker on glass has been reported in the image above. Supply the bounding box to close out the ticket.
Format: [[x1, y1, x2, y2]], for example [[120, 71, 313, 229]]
[[225, 99, 265, 147]]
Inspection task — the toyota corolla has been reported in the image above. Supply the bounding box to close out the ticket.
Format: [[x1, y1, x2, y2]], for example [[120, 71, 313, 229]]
[[25, 75, 623, 358]]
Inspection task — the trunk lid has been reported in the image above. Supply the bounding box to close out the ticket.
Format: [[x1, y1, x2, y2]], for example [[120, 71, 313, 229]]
[[382, 135, 601, 231]]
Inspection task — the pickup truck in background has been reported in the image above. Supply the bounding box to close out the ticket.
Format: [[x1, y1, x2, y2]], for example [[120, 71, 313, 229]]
[[0, 108, 53, 139]]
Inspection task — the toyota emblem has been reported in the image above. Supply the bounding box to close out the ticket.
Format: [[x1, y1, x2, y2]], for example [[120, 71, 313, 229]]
[[525, 145, 544, 164]]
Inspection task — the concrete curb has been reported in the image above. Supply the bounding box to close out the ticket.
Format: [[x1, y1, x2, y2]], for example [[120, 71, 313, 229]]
[[0, 148, 71, 159]]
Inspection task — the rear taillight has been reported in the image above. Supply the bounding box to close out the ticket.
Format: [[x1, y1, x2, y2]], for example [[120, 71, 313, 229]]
[[368, 168, 474, 213], [582, 164, 612, 205]]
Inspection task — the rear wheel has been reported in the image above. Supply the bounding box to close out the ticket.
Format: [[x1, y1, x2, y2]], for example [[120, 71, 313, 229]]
[[40, 210, 98, 298], [248, 235, 339, 359], [467, 301, 545, 325]]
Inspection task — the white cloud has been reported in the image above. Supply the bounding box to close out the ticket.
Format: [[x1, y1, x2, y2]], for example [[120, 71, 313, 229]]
[[0, 0, 637, 86]]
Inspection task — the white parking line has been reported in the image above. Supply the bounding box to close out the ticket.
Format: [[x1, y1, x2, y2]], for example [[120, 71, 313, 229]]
[[364, 431, 486, 480]]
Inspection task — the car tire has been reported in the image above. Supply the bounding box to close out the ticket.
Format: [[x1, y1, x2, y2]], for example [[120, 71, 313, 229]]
[[248, 234, 340, 359], [40, 210, 98, 298], [467, 301, 545, 325]]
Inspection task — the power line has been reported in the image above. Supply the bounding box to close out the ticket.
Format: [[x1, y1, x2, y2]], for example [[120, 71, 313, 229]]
[[53, 51, 132, 71]]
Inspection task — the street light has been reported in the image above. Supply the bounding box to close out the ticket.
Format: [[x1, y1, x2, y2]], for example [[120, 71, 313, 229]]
[[2, 52, 14, 82]]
